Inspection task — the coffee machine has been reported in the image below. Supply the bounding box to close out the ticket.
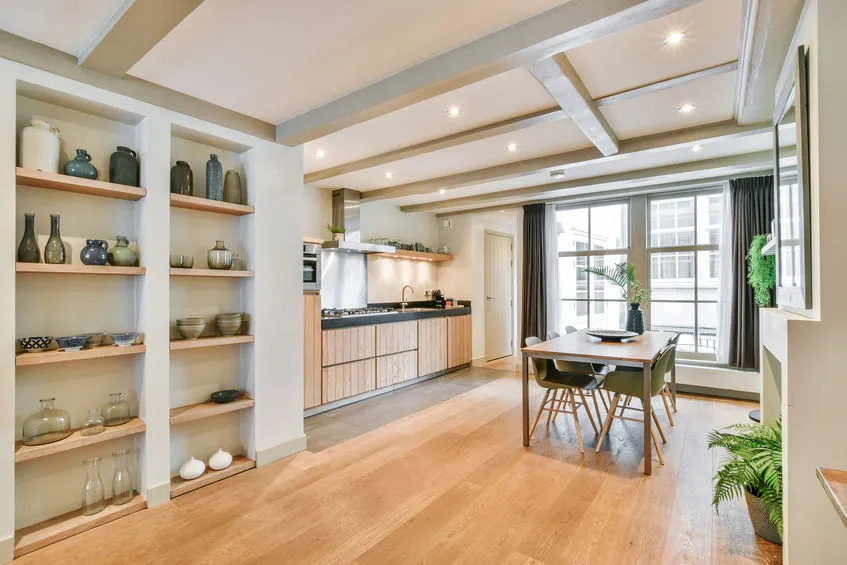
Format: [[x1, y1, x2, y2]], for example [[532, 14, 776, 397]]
[[431, 289, 446, 309]]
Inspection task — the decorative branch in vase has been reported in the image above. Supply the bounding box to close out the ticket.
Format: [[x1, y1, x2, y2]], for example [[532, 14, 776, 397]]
[[325, 224, 346, 242], [583, 262, 651, 334]]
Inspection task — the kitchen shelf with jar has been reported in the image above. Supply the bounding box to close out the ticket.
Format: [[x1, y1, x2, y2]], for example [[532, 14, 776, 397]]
[[170, 193, 254, 216], [169, 455, 256, 498], [169, 335, 254, 351], [16, 167, 147, 201], [14, 418, 146, 463], [169, 268, 254, 278], [16, 263, 146, 276], [169, 396, 255, 426], [374, 249, 454, 262], [15, 343, 146, 367]]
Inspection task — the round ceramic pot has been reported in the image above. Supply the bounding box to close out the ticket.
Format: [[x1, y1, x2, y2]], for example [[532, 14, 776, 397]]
[[109, 146, 138, 187], [170, 160, 193, 195], [207, 240, 233, 270], [80, 239, 109, 265], [64, 149, 98, 179], [179, 456, 205, 480], [20, 119, 60, 172], [744, 491, 782, 545], [206, 154, 223, 200], [108, 235, 137, 266], [223, 170, 242, 204]]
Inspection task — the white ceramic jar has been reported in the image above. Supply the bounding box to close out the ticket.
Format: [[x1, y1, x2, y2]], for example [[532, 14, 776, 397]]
[[20, 119, 60, 172], [208, 448, 233, 471], [179, 456, 205, 480]]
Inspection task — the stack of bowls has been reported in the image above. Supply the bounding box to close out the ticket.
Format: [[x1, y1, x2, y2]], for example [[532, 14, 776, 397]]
[[215, 313, 243, 337], [176, 318, 206, 340]]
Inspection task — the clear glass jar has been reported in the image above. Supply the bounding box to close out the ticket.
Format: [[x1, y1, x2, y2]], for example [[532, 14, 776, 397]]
[[80, 408, 105, 437], [81, 456, 105, 516], [22, 398, 72, 446], [111, 448, 133, 505], [102, 393, 130, 427]]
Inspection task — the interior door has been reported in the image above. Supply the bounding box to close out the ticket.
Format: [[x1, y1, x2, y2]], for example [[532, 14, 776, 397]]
[[484, 232, 513, 361]]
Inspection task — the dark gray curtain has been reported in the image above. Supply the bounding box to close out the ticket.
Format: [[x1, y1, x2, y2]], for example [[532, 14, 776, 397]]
[[728, 175, 775, 369], [521, 204, 547, 345]]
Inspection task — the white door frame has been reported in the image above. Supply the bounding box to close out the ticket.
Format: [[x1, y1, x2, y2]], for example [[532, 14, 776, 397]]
[[484, 229, 515, 362]]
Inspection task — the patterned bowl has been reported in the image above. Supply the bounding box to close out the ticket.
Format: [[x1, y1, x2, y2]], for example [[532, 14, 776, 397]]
[[176, 318, 206, 325], [17, 336, 54, 353], [176, 322, 205, 340], [56, 335, 89, 352], [81, 332, 108, 347], [110, 332, 138, 347]]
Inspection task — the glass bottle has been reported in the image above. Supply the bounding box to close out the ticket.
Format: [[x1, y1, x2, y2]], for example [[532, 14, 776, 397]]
[[111, 448, 133, 505], [43, 213, 66, 264], [22, 398, 72, 446], [81, 456, 105, 516], [17, 213, 41, 263], [80, 408, 105, 436], [102, 393, 131, 426]]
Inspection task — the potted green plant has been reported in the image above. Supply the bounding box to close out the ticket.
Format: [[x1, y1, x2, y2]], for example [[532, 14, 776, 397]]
[[748, 234, 776, 307], [325, 223, 346, 242], [708, 420, 783, 545], [584, 262, 651, 333]]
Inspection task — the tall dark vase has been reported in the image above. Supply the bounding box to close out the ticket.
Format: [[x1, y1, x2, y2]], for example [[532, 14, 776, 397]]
[[170, 161, 193, 195], [17, 213, 41, 263], [44, 214, 66, 264], [206, 154, 223, 201], [109, 146, 139, 187], [626, 303, 645, 334]]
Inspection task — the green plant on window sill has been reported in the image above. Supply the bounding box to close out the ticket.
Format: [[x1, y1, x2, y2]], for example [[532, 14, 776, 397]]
[[748, 234, 776, 308], [325, 223, 346, 235], [583, 262, 651, 305]]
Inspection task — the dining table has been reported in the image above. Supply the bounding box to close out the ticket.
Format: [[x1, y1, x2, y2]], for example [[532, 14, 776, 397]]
[[521, 330, 675, 475]]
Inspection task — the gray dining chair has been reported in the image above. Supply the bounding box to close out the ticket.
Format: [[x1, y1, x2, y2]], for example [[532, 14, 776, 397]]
[[565, 325, 578, 334]]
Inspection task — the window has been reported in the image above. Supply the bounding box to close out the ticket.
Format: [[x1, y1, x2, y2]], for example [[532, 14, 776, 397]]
[[557, 202, 629, 330], [649, 192, 723, 359]]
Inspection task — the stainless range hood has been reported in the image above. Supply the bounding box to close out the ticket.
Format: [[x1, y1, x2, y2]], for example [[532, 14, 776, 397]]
[[322, 188, 396, 254]]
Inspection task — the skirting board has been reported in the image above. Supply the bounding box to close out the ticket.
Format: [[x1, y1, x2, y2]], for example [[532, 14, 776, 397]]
[[676, 383, 759, 402], [146, 482, 171, 508], [0, 535, 12, 565], [256, 435, 307, 467]]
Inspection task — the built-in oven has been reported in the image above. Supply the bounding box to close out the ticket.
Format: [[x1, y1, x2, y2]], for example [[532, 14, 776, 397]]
[[303, 243, 321, 291]]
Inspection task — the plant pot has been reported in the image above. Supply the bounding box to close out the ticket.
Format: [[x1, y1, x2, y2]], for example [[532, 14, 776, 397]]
[[626, 303, 645, 334], [744, 490, 782, 545], [331, 233, 345, 242]]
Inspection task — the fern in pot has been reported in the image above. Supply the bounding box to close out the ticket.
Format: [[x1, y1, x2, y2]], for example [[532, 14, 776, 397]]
[[584, 262, 651, 334], [708, 419, 783, 545]]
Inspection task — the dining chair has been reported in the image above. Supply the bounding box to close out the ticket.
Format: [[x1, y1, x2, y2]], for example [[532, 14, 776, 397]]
[[594, 345, 676, 465], [547, 330, 560, 339], [565, 325, 578, 334], [616, 333, 680, 425], [525, 336, 606, 454]]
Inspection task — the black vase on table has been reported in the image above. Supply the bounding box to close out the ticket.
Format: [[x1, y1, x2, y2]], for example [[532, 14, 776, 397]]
[[626, 303, 645, 334]]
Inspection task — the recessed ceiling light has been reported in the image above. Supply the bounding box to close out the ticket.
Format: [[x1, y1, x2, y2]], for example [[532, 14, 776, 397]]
[[448, 105, 461, 117], [679, 103, 696, 114], [691, 144, 703, 153], [439, 188, 446, 195], [664, 32, 685, 45], [385, 171, 393, 179], [315, 148, 326, 159], [550, 170, 566, 179], [507, 142, 517, 152]]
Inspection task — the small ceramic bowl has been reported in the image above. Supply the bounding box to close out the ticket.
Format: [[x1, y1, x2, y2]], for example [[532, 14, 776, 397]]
[[56, 335, 89, 352], [215, 315, 243, 337], [17, 336, 54, 353], [176, 321, 205, 340], [176, 318, 206, 325], [169, 255, 194, 268], [81, 332, 108, 347], [210, 389, 240, 404], [110, 332, 138, 347]]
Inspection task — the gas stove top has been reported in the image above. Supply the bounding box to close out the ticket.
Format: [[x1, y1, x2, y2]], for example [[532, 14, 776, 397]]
[[321, 307, 397, 319]]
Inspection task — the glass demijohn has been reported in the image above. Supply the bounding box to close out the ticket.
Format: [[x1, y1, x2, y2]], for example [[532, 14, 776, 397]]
[[22, 397, 72, 446], [80, 408, 105, 437], [111, 448, 133, 505], [101, 393, 130, 427], [81, 456, 105, 516]]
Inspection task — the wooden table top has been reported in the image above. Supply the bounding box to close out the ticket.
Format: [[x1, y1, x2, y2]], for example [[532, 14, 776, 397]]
[[818, 467, 847, 529], [521, 330, 673, 364]]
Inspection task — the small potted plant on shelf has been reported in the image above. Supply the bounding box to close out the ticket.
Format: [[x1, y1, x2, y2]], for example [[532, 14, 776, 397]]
[[708, 419, 783, 545], [584, 262, 651, 333], [325, 223, 346, 242], [748, 234, 776, 307]]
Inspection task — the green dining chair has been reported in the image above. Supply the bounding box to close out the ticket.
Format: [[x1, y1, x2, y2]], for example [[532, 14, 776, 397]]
[[594, 345, 676, 466], [616, 333, 680, 425], [525, 336, 605, 454]]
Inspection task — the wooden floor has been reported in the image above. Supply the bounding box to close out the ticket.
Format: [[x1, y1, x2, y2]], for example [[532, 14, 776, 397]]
[[17, 360, 781, 564]]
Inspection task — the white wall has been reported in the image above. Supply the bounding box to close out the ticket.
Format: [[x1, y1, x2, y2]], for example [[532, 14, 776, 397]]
[[303, 183, 331, 240]]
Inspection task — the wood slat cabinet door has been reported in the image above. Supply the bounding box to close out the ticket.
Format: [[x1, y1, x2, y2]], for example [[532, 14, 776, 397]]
[[303, 293, 322, 409], [418, 317, 447, 376], [375, 321, 417, 356], [376, 351, 418, 388], [322, 325, 375, 366], [322, 358, 376, 403], [447, 315, 472, 368]]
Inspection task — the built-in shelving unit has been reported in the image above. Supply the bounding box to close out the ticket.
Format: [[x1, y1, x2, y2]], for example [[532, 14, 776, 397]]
[[15, 167, 147, 201], [15, 344, 146, 367], [169, 268, 254, 278], [16, 263, 146, 275], [169, 397, 254, 426], [169, 455, 256, 498], [170, 193, 254, 216], [14, 419, 147, 463], [375, 249, 453, 262], [817, 467, 847, 528], [14, 494, 146, 558], [169, 335, 254, 351]]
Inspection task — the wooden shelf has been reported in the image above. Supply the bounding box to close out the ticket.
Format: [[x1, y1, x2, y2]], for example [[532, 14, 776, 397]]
[[170, 455, 255, 498], [16, 167, 146, 201], [818, 467, 847, 528], [169, 335, 254, 351], [14, 494, 146, 558], [303, 236, 323, 245], [374, 249, 453, 262], [15, 418, 146, 463], [16, 263, 146, 276], [170, 268, 254, 278], [170, 396, 254, 425], [170, 193, 254, 215], [16, 344, 145, 367]]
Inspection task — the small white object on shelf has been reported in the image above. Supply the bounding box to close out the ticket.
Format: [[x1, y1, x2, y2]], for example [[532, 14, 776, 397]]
[[208, 448, 233, 471], [179, 456, 205, 480]]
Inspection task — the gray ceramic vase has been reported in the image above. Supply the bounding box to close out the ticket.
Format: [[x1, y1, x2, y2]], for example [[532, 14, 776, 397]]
[[170, 161, 193, 195], [223, 170, 242, 204], [64, 149, 98, 179], [108, 236, 138, 266], [207, 240, 233, 270], [109, 146, 138, 187], [80, 239, 108, 265], [206, 154, 223, 201], [44, 214, 66, 264], [18, 213, 41, 263]]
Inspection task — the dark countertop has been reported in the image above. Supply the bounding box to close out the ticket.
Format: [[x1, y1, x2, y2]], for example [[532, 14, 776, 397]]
[[321, 305, 471, 329]]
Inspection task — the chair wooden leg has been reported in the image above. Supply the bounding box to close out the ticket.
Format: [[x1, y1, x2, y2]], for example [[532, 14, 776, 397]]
[[661, 388, 675, 426], [578, 389, 599, 435], [650, 402, 667, 444], [596, 393, 620, 453], [553, 389, 568, 423], [598, 388, 609, 412], [650, 424, 665, 465], [546, 389, 558, 425], [665, 382, 678, 412], [568, 389, 584, 454], [529, 389, 550, 439], [590, 389, 604, 429]]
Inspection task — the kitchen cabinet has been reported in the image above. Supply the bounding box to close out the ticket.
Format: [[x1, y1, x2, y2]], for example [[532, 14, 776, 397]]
[[447, 315, 473, 368], [303, 292, 322, 409], [322, 325, 376, 366], [376, 320, 417, 356], [322, 358, 376, 403], [376, 351, 418, 388], [418, 317, 447, 376]]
